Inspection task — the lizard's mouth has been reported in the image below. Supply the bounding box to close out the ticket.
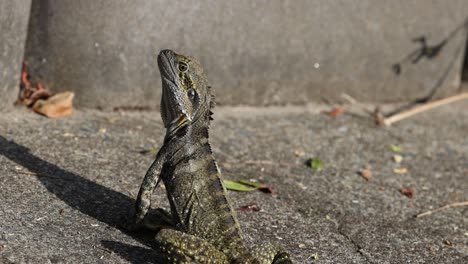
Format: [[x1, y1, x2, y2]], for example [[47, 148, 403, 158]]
[[167, 114, 189, 134]]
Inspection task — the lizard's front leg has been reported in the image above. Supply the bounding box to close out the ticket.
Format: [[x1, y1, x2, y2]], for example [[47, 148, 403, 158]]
[[126, 147, 169, 231]]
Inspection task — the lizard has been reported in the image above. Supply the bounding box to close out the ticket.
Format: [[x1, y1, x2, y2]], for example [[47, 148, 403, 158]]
[[126, 49, 292, 264]]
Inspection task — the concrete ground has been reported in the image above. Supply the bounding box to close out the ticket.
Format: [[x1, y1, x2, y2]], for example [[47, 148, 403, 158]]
[[0, 102, 466, 263]]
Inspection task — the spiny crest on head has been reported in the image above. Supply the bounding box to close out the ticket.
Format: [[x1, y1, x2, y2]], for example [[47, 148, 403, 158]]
[[207, 85, 216, 109], [208, 85, 215, 120]]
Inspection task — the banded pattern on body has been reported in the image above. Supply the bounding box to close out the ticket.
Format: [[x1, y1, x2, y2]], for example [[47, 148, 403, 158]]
[[164, 126, 247, 258], [128, 49, 292, 263]]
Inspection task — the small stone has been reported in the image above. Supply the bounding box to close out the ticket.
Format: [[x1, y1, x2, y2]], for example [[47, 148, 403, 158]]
[[311, 253, 319, 260], [393, 154, 403, 163], [393, 167, 408, 174], [359, 168, 372, 181], [293, 150, 305, 157]]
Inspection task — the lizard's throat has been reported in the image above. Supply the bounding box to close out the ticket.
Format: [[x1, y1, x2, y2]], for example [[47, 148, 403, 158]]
[[166, 109, 211, 137], [167, 114, 189, 134]]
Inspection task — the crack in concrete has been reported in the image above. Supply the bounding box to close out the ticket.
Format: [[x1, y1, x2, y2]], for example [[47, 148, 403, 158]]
[[337, 226, 374, 264]]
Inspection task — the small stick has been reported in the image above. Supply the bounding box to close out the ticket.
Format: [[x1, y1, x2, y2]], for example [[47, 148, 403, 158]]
[[383, 92, 468, 126], [341, 93, 374, 115], [341, 93, 358, 104], [15, 170, 38, 176], [341, 93, 373, 117], [14, 170, 64, 180], [416, 201, 468, 218]]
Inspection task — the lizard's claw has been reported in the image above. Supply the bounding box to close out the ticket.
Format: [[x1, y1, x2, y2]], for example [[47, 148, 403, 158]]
[[119, 210, 145, 232], [123, 218, 145, 232]]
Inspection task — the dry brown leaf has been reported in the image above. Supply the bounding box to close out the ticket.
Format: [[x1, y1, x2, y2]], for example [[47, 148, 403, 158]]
[[400, 187, 414, 198], [32, 92, 74, 118], [327, 107, 346, 117], [444, 240, 454, 247], [237, 203, 260, 212], [359, 168, 372, 181], [18, 62, 53, 106]]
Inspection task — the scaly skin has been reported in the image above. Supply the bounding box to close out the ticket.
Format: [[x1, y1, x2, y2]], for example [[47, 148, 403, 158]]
[[127, 49, 292, 264]]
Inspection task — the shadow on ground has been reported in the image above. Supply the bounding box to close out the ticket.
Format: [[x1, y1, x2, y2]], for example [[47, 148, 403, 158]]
[[101, 240, 163, 264], [0, 136, 163, 263], [1, 105, 467, 263]]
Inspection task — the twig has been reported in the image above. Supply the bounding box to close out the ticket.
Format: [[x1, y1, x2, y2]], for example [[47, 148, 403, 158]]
[[15, 170, 39, 176], [416, 201, 468, 218], [340, 93, 375, 116], [341, 93, 357, 104], [382, 92, 468, 126], [96, 245, 113, 254], [14, 169, 64, 180]]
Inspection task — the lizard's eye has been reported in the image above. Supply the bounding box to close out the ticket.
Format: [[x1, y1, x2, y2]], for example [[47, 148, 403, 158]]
[[178, 62, 189, 72], [187, 88, 196, 99]]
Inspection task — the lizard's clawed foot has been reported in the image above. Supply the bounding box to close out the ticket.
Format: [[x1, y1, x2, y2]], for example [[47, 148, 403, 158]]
[[122, 216, 145, 232], [122, 208, 173, 232], [119, 208, 145, 232], [141, 208, 174, 231]]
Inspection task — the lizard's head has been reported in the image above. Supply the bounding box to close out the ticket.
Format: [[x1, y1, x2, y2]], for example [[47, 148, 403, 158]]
[[157, 49, 214, 132]]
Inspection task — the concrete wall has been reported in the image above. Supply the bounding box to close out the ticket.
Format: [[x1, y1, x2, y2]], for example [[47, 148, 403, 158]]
[[12, 1, 468, 109], [0, 1, 31, 110]]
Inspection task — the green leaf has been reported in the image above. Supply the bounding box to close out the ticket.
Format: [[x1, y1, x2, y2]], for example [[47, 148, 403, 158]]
[[309, 158, 324, 170], [312, 253, 319, 260], [238, 179, 264, 188], [223, 180, 257, 192], [150, 147, 159, 155], [389, 145, 402, 153]]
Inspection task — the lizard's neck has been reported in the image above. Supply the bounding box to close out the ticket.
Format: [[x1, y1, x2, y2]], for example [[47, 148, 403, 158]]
[[162, 105, 247, 255], [166, 108, 212, 143]]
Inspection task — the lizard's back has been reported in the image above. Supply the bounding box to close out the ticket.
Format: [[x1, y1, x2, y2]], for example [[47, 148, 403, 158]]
[[162, 124, 248, 257]]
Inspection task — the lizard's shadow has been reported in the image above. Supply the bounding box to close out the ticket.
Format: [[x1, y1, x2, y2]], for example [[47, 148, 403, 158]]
[[101, 240, 164, 264], [0, 136, 161, 262]]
